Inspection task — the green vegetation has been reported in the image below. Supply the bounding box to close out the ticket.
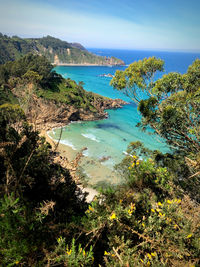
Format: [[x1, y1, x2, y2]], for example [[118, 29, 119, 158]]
[[111, 57, 200, 201], [37, 79, 104, 112], [0, 56, 199, 266], [0, 53, 105, 114], [0, 103, 87, 265], [0, 34, 124, 65]]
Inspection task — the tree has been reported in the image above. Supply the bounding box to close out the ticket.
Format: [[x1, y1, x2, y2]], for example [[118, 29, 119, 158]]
[[110, 57, 164, 103], [111, 57, 200, 201], [111, 57, 200, 153], [0, 53, 62, 88]]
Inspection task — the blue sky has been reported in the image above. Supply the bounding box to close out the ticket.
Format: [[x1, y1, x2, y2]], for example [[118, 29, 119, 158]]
[[0, 0, 200, 51]]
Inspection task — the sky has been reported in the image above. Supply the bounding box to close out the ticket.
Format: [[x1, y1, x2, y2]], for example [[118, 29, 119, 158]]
[[0, 0, 200, 51]]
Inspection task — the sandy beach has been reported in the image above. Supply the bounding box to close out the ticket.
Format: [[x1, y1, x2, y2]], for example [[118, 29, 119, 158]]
[[40, 129, 122, 201], [40, 130, 98, 202]]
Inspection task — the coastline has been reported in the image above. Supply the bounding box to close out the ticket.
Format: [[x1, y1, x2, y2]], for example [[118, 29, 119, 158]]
[[36, 98, 128, 201], [40, 129, 99, 202], [54, 63, 125, 66], [41, 127, 123, 201]]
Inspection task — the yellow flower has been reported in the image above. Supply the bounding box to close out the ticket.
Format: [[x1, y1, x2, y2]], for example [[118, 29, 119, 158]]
[[187, 234, 193, 239], [132, 155, 137, 159], [132, 163, 135, 167], [89, 205, 94, 212], [130, 202, 135, 210], [156, 208, 161, 212], [128, 209, 133, 215], [66, 249, 72, 255], [159, 212, 165, 217], [110, 213, 116, 220], [173, 224, 178, 229], [83, 250, 86, 256], [166, 217, 172, 224], [136, 160, 140, 165], [119, 199, 122, 203], [140, 259, 144, 263], [157, 202, 162, 206], [167, 200, 172, 204], [142, 223, 145, 227], [15, 261, 20, 265], [111, 254, 115, 257], [147, 261, 150, 266], [174, 198, 181, 203], [104, 251, 110, 255], [147, 253, 152, 259], [151, 209, 155, 213], [151, 252, 156, 257]]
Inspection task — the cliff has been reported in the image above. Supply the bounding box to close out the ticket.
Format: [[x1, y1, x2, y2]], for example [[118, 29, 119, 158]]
[[0, 34, 125, 65], [14, 86, 127, 131]]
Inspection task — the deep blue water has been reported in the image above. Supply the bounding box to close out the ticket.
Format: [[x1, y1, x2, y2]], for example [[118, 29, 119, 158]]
[[50, 49, 200, 169]]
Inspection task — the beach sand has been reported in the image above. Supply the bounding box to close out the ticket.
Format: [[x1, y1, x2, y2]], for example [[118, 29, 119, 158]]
[[40, 130, 122, 202]]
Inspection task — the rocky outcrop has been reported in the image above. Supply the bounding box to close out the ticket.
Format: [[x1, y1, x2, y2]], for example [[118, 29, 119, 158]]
[[25, 95, 127, 131]]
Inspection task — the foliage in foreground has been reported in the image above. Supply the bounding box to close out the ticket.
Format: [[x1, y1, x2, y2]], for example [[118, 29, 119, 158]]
[[0, 103, 87, 265], [47, 151, 200, 266]]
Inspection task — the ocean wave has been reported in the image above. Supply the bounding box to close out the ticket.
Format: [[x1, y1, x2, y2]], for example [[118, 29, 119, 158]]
[[81, 133, 100, 143], [59, 140, 77, 150], [70, 120, 83, 124]]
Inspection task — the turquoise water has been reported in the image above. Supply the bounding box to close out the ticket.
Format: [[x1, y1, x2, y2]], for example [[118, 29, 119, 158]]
[[49, 50, 200, 169]]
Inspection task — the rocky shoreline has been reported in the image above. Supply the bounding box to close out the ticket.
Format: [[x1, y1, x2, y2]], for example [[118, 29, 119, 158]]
[[38, 97, 127, 201], [29, 96, 128, 131]]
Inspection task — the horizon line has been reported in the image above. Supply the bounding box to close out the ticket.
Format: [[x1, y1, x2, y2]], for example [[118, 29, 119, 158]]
[[87, 47, 200, 54]]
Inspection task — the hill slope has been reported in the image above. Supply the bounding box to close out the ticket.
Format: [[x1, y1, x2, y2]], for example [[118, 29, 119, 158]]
[[0, 34, 125, 65], [0, 53, 126, 130]]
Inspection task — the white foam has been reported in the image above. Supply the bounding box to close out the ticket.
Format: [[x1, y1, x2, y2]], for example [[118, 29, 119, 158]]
[[81, 133, 100, 143], [70, 120, 83, 124], [59, 139, 77, 150], [82, 149, 89, 157]]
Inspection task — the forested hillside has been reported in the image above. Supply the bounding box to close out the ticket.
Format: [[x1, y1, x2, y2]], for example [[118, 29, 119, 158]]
[[0, 34, 125, 65]]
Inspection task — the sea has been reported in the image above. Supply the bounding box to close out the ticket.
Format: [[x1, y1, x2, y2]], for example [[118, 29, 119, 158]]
[[48, 49, 200, 185]]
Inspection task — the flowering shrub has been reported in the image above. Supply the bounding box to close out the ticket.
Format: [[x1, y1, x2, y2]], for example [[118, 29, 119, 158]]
[[80, 154, 200, 266], [46, 237, 94, 266]]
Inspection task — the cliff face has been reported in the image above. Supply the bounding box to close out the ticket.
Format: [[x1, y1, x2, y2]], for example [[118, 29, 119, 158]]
[[0, 34, 125, 66], [24, 94, 127, 131]]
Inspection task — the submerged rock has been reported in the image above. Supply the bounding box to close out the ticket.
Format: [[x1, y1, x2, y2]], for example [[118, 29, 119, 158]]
[[99, 156, 111, 162]]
